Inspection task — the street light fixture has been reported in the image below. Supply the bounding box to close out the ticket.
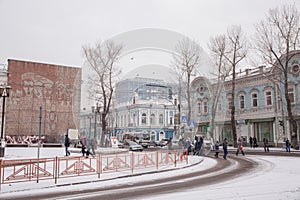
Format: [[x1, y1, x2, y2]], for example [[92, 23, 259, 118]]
[[0, 85, 11, 157]]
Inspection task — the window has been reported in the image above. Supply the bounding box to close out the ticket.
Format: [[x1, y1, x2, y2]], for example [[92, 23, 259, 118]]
[[159, 114, 163, 125], [150, 113, 155, 125], [288, 87, 295, 104], [142, 113, 147, 125], [203, 99, 208, 114], [251, 93, 258, 107], [169, 116, 173, 125], [265, 91, 272, 106], [227, 96, 233, 110], [239, 95, 245, 109], [197, 102, 201, 114]]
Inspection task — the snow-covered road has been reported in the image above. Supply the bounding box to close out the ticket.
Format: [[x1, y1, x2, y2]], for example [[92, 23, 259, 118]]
[[144, 155, 300, 200]]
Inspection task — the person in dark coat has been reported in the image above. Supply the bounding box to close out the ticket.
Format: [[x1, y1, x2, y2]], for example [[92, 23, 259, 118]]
[[64, 134, 71, 156], [249, 136, 253, 148], [286, 139, 291, 152], [253, 136, 258, 148], [214, 141, 220, 158], [198, 136, 204, 156], [223, 138, 228, 159], [263, 138, 269, 152]]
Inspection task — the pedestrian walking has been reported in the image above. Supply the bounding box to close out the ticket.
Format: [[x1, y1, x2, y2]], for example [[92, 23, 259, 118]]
[[236, 138, 245, 156], [194, 136, 200, 156], [263, 138, 269, 152], [64, 134, 71, 156], [199, 136, 204, 156], [249, 136, 253, 148], [286, 139, 291, 152], [214, 141, 220, 158], [253, 136, 258, 148], [223, 138, 228, 159]]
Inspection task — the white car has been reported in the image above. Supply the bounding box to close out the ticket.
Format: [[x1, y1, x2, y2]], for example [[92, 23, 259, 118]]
[[127, 141, 143, 152]]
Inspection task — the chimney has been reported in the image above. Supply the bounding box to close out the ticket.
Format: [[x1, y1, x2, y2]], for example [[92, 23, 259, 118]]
[[245, 69, 250, 75], [259, 66, 265, 73]]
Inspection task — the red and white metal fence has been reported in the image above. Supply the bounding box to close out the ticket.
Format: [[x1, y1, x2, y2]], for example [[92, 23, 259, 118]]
[[0, 150, 188, 188]]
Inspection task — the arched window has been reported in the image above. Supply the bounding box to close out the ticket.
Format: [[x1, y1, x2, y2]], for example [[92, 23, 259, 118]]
[[238, 94, 245, 109], [142, 113, 147, 125], [159, 114, 163, 125], [251, 91, 258, 108], [265, 90, 272, 106], [150, 113, 155, 125]]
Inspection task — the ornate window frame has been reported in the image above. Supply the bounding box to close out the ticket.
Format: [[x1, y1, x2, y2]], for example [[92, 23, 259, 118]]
[[264, 87, 273, 107], [237, 91, 246, 110], [250, 89, 259, 108], [141, 113, 147, 125]]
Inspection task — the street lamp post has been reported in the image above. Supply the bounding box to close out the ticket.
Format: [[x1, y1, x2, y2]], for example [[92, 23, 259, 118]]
[[92, 102, 101, 143], [0, 85, 11, 158]]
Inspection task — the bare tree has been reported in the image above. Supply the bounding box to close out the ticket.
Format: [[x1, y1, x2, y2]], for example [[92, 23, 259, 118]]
[[207, 35, 229, 140], [173, 37, 201, 127], [254, 4, 300, 149], [82, 40, 123, 147], [224, 26, 247, 147]]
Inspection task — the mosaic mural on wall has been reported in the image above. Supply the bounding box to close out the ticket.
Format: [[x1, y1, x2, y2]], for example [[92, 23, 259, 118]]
[[6, 60, 81, 143]]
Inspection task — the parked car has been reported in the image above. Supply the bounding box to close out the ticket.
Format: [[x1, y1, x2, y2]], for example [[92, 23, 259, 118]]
[[120, 140, 143, 151], [139, 139, 158, 148], [157, 138, 169, 147]]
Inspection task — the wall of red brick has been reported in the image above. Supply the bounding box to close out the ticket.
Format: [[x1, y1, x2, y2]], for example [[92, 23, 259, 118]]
[[6, 59, 81, 143]]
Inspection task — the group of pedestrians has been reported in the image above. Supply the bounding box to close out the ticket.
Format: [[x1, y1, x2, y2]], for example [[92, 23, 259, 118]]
[[214, 138, 228, 159], [214, 136, 293, 159], [214, 138, 243, 159], [64, 134, 96, 157], [249, 136, 258, 148]]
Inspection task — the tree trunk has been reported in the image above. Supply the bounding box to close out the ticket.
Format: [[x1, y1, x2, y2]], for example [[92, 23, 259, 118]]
[[231, 66, 237, 148], [100, 112, 106, 147]]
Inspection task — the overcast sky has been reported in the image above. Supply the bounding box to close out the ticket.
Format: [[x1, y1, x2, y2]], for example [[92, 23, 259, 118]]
[[0, 0, 299, 68]]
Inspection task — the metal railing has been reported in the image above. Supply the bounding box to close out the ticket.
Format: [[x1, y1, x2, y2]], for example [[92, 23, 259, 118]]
[[0, 149, 188, 188]]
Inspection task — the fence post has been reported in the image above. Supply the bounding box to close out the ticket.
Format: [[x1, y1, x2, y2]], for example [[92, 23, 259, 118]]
[[156, 151, 158, 170], [54, 156, 58, 184], [174, 151, 176, 167], [131, 152, 134, 174], [97, 154, 101, 179], [0, 159, 2, 190]]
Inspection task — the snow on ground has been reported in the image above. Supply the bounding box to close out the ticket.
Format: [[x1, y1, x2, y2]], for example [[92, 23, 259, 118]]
[[143, 155, 300, 200], [1, 147, 300, 200]]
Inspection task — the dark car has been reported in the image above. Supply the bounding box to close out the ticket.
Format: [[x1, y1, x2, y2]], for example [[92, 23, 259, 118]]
[[139, 140, 159, 148]]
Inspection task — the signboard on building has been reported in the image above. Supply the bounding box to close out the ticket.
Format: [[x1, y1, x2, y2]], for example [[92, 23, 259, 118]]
[[68, 129, 79, 140], [181, 116, 188, 124]]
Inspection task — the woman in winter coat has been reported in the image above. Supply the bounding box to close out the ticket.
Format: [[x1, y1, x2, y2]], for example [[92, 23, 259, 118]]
[[236, 138, 245, 156]]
